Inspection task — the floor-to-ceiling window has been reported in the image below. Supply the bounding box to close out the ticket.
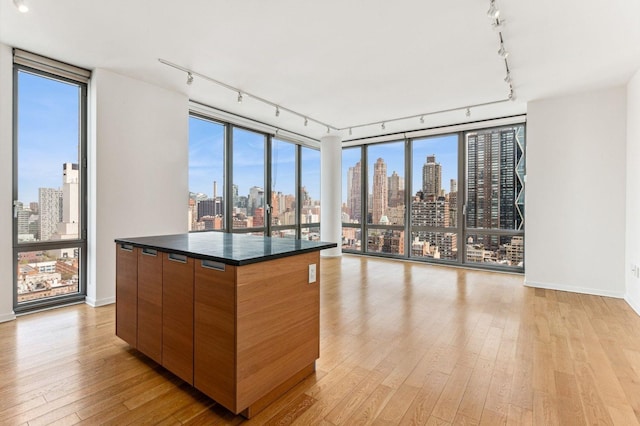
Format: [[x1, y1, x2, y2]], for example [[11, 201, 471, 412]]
[[410, 134, 460, 262], [188, 109, 320, 238], [342, 121, 526, 272], [13, 51, 89, 311], [271, 138, 297, 238], [188, 115, 225, 231], [300, 146, 321, 240], [366, 141, 405, 256]]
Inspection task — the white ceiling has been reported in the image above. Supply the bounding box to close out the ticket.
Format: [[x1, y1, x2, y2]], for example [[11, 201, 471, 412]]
[[1, 0, 639, 141]]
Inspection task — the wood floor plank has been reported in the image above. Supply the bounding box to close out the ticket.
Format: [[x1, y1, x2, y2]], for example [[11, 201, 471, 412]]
[[0, 255, 639, 425]]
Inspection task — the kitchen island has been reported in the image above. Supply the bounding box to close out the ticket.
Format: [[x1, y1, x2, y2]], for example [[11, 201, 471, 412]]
[[114, 232, 336, 417]]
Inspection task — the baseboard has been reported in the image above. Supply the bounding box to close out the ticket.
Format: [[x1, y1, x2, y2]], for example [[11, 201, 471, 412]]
[[524, 279, 625, 299], [625, 294, 640, 317], [85, 296, 115, 307], [0, 311, 16, 323]]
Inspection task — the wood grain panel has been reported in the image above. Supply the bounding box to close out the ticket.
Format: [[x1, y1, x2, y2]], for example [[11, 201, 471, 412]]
[[235, 251, 320, 411], [162, 253, 194, 385], [193, 260, 237, 411], [137, 249, 163, 364], [115, 244, 138, 348]]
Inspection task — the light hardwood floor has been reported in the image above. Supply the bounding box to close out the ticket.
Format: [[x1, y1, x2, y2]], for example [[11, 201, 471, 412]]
[[2, 255, 640, 425]]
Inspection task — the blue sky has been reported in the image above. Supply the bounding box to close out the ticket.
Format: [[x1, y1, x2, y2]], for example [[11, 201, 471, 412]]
[[189, 117, 321, 201], [341, 134, 459, 203], [17, 71, 80, 205]]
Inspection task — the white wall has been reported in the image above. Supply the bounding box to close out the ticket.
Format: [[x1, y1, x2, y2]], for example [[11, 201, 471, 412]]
[[525, 87, 627, 297], [87, 69, 188, 306], [626, 69, 640, 314], [0, 43, 16, 323]]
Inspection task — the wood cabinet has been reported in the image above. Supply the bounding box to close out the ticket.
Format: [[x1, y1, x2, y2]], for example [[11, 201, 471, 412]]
[[136, 248, 163, 364], [115, 243, 138, 348], [162, 253, 194, 385], [114, 233, 332, 418]]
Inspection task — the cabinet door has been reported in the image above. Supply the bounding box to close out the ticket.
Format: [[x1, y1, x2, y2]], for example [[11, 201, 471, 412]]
[[194, 259, 236, 412], [137, 248, 163, 364], [115, 243, 138, 347], [162, 252, 194, 384]]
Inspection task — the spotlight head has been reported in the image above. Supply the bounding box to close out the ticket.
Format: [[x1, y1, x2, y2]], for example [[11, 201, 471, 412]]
[[186, 72, 194, 85], [381, 122, 386, 130], [420, 116, 425, 124], [275, 106, 280, 117], [14, 0, 28, 12], [498, 45, 509, 58], [465, 108, 471, 117], [349, 128, 353, 136], [304, 117, 308, 126], [237, 92, 243, 103]]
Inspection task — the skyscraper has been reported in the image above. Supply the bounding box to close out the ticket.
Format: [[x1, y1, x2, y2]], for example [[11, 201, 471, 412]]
[[387, 171, 404, 208], [466, 128, 522, 231], [372, 158, 387, 225], [347, 161, 361, 223], [39, 187, 62, 242], [422, 155, 442, 199]]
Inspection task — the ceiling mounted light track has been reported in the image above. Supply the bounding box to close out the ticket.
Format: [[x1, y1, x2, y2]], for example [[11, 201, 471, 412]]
[[489, 1, 517, 103], [159, 58, 513, 139]]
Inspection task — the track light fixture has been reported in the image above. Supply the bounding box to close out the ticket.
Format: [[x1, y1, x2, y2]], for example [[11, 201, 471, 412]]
[[420, 116, 425, 124], [381, 122, 386, 130], [237, 92, 243, 103], [304, 117, 308, 126], [275, 106, 280, 117], [487, 0, 499, 19], [349, 128, 353, 136], [13, 0, 28, 13], [466, 108, 471, 117], [492, 19, 505, 31], [186, 72, 194, 85], [326, 126, 330, 134], [504, 72, 511, 83], [498, 44, 509, 58]]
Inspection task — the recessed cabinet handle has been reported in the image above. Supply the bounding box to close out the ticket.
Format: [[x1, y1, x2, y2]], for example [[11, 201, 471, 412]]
[[142, 248, 157, 256], [168, 253, 187, 263], [120, 243, 133, 252], [201, 260, 225, 271]]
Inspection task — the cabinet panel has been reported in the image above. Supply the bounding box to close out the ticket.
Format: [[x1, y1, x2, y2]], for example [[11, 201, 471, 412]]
[[115, 244, 138, 347], [235, 251, 320, 410], [162, 253, 194, 384], [194, 260, 237, 411], [137, 248, 163, 364]]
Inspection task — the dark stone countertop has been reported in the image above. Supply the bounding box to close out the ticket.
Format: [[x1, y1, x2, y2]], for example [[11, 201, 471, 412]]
[[115, 232, 337, 266]]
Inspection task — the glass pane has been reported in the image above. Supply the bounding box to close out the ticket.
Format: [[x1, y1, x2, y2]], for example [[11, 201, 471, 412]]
[[17, 248, 81, 302], [272, 139, 296, 227], [301, 226, 320, 241], [465, 125, 525, 231], [342, 147, 362, 224], [367, 229, 405, 255], [465, 234, 524, 267], [410, 231, 458, 261], [233, 128, 265, 229], [367, 141, 405, 225], [411, 135, 458, 228], [189, 116, 225, 231], [16, 71, 81, 243], [342, 227, 361, 251], [301, 147, 320, 226]]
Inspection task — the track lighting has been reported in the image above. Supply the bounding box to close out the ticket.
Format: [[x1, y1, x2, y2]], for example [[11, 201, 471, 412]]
[[420, 116, 425, 124], [492, 19, 505, 31], [186, 72, 193, 85], [487, 0, 499, 19], [466, 108, 471, 117], [304, 117, 308, 127], [326, 126, 330, 134], [498, 44, 509, 58], [381, 122, 386, 130], [13, 0, 28, 13], [504, 72, 511, 83], [349, 128, 353, 136], [275, 106, 280, 117], [237, 92, 243, 103]]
